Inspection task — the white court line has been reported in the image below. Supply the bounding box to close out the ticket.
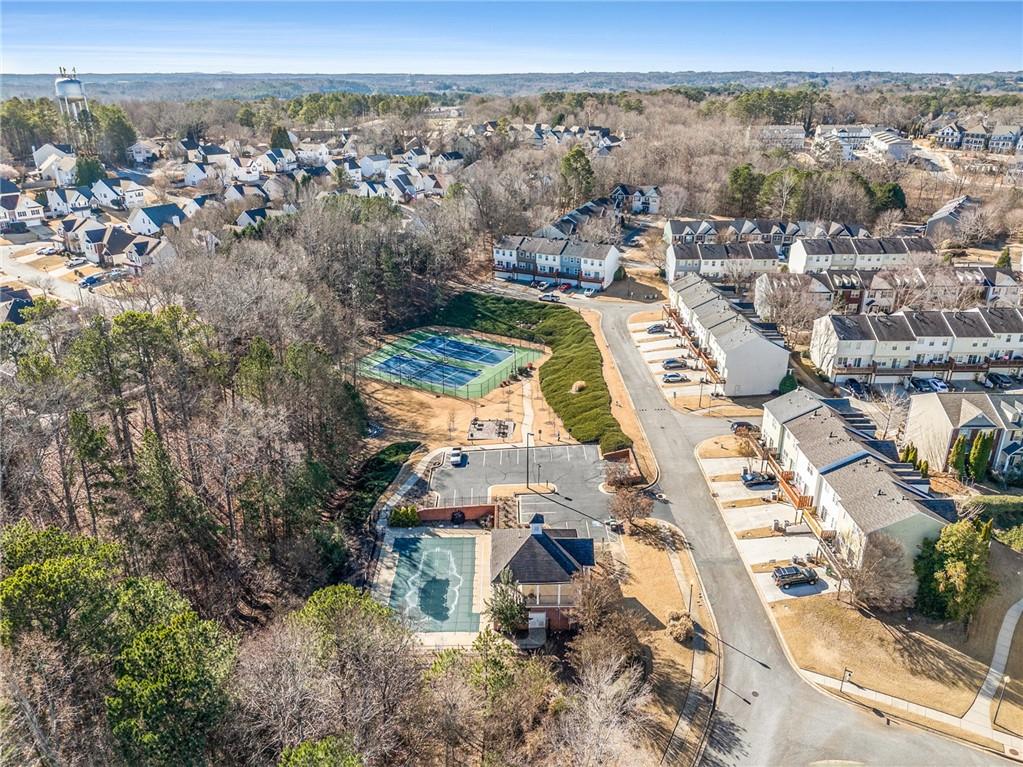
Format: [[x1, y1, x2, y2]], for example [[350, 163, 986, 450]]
[[482, 452, 487, 465]]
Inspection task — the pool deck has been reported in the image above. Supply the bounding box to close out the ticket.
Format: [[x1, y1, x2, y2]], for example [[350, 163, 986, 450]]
[[372, 525, 491, 649]]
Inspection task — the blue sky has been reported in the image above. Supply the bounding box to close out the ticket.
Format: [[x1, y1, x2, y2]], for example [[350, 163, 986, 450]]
[[2, 1, 1021, 74]]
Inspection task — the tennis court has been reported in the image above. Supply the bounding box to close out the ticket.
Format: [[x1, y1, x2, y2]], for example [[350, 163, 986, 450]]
[[375, 354, 481, 388], [412, 335, 512, 366], [388, 536, 480, 633], [361, 328, 542, 399]]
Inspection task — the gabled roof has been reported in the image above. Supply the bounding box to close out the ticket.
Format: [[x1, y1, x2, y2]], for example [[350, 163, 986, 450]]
[[490, 523, 594, 584], [136, 203, 185, 229]]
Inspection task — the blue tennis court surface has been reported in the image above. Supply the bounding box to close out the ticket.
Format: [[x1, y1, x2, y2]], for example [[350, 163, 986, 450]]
[[389, 537, 480, 632], [412, 336, 512, 366], [375, 354, 481, 387]]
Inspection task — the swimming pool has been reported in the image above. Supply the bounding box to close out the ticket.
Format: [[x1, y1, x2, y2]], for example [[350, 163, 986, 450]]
[[388, 536, 480, 633]]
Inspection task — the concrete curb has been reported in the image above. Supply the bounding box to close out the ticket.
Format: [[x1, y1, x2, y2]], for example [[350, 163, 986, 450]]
[[651, 517, 723, 767], [692, 437, 1016, 762]]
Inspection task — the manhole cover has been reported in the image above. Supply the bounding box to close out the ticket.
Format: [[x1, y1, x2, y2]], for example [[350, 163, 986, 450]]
[[751, 691, 759, 697]]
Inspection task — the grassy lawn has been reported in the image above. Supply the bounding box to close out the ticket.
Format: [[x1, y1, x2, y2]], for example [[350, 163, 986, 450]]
[[772, 542, 1023, 718], [996, 619, 1023, 736], [772, 595, 987, 716], [432, 292, 631, 452]]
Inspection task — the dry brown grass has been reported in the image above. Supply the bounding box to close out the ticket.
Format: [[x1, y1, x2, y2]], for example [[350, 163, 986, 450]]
[[722, 497, 772, 510], [736, 526, 782, 540], [708, 472, 742, 482], [773, 595, 987, 716], [618, 521, 716, 761], [696, 435, 747, 459]]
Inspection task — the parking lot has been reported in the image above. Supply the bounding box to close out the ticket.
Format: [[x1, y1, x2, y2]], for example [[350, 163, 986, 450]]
[[698, 452, 840, 604], [430, 444, 616, 540]]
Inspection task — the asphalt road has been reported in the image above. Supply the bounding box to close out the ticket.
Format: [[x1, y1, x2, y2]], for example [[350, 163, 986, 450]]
[[597, 301, 1001, 767]]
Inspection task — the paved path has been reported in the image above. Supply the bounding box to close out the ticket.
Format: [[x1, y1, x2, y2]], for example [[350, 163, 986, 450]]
[[964, 597, 1023, 729], [595, 301, 1000, 766]]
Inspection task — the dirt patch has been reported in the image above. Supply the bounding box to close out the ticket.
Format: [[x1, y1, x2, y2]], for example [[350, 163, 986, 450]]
[[773, 594, 988, 717], [671, 396, 763, 418], [751, 561, 790, 574], [580, 308, 657, 481], [597, 273, 665, 303], [487, 483, 554, 498], [930, 473, 969, 497], [708, 473, 741, 482], [736, 526, 782, 540], [722, 497, 772, 510], [627, 309, 664, 327], [696, 435, 753, 459]]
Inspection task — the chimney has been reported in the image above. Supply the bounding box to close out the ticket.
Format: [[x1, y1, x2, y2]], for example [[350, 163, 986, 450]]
[[529, 513, 545, 536]]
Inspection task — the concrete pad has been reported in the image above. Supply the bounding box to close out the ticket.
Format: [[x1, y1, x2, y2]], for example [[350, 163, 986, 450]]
[[714, 481, 774, 503], [722, 503, 795, 532], [642, 347, 688, 362], [701, 456, 754, 475], [736, 534, 819, 564]]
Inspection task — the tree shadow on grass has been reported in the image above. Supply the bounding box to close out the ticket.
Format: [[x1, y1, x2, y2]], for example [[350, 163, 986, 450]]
[[629, 522, 689, 552]]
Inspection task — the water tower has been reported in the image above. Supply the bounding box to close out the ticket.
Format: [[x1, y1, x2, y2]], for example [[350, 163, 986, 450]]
[[55, 66, 89, 123]]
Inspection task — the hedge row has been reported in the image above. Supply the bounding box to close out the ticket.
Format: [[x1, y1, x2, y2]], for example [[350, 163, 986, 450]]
[[432, 292, 632, 453]]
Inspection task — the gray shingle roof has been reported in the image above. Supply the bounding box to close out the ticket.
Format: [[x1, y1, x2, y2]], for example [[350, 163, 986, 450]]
[[490, 526, 594, 584]]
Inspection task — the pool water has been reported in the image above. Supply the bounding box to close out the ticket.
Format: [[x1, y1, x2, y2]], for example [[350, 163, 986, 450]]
[[388, 537, 480, 633]]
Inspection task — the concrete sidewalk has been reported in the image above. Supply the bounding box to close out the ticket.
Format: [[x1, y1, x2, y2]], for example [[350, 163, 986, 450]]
[[806, 669, 1023, 757]]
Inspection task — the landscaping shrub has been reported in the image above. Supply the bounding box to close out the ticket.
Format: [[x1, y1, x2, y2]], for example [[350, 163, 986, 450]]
[[389, 504, 420, 527], [432, 293, 631, 452], [778, 372, 797, 394], [666, 610, 695, 644]]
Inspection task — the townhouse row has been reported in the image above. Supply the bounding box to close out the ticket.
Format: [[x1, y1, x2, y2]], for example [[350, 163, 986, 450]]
[[664, 236, 936, 282], [932, 121, 1023, 154], [754, 265, 1023, 319], [810, 306, 1023, 384], [762, 389, 953, 599], [492, 235, 621, 289], [667, 273, 790, 396]]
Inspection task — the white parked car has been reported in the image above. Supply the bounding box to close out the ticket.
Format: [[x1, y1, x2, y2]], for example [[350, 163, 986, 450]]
[[583, 288, 596, 298], [927, 379, 949, 393], [66, 257, 88, 268], [449, 447, 463, 466]]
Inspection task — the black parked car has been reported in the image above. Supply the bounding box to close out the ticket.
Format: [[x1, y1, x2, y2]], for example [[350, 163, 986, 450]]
[[730, 421, 759, 434], [908, 377, 930, 393], [772, 566, 819, 590], [845, 378, 866, 399], [741, 469, 776, 488]]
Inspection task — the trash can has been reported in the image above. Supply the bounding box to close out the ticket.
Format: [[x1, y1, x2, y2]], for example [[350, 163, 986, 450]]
[[451, 510, 466, 525]]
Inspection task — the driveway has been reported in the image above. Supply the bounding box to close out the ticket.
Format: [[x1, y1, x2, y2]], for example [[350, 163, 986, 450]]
[[597, 301, 998, 766]]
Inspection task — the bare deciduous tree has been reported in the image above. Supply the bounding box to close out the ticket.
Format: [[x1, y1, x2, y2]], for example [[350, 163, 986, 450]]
[[845, 533, 915, 611]]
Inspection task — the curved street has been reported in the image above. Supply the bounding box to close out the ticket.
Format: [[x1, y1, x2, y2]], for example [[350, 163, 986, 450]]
[[596, 301, 1002, 767]]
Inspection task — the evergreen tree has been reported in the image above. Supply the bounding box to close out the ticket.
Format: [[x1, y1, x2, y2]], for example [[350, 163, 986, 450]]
[[969, 431, 993, 480], [996, 247, 1012, 268], [558, 144, 594, 207], [949, 434, 969, 479], [270, 125, 294, 150]]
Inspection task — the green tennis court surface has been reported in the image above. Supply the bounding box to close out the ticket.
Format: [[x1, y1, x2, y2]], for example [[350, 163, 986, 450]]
[[388, 537, 480, 633], [361, 329, 541, 399]]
